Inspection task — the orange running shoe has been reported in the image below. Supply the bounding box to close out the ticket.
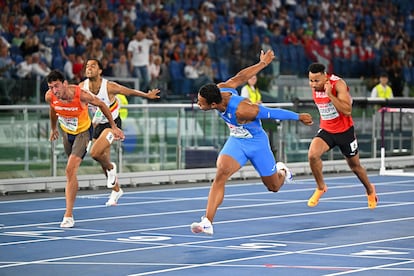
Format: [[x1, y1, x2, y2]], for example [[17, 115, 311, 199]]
[[367, 184, 378, 209], [307, 186, 327, 207]]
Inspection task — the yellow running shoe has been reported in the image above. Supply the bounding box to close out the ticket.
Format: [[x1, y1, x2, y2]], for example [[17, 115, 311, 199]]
[[367, 184, 378, 209], [307, 187, 327, 207]]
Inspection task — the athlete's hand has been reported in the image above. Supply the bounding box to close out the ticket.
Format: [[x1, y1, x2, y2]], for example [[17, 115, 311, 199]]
[[49, 129, 59, 141], [147, 88, 161, 99], [299, 113, 313, 126], [324, 80, 333, 97], [259, 49, 275, 66], [112, 127, 125, 141]]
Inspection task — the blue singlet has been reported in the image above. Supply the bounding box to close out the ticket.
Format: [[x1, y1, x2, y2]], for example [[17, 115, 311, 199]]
[[218, 88, 277, 176]]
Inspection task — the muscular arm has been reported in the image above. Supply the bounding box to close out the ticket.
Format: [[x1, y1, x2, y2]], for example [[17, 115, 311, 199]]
[[326, 79, 352, 116], [107, 81, 160, 100], [235, 101, 313, 125], [45, 91, 59, 141], [217, 49, 275, 89], [79, 89, 119, 130]]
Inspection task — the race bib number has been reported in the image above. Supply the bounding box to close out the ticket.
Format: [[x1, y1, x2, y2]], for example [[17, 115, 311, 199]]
[[92, 108, 105, 124], [58, 116, 78, 132], [350, 139, 358, 152], [228, 124, 253, 138], [317, 102, 339, 120], [106, 131, 114, 144]]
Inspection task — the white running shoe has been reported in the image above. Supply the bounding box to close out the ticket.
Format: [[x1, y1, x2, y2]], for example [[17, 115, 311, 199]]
[[106, 162, 117, 188], [60, 216, 75, 228], [276, 162, 293, 183], [191, 216, 214, 235], [105, 188, 124, 206]]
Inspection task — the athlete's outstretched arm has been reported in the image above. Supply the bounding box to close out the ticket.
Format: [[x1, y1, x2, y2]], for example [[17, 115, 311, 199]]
[[237, 101, 313, 125], [256, 105, 313, 125], [217, 49, 275, 89], [108, 81, 160, 99]]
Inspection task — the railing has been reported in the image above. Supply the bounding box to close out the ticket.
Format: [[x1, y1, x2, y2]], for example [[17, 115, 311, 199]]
[[0, 98, 413, 179]]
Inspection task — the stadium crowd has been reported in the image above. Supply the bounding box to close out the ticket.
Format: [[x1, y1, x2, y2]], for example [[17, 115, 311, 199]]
[[0, 0, 413, 104]]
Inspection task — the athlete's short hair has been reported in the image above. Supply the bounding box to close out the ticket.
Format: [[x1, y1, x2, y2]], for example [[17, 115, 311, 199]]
[[198, 83, 222, 104], [308, 63, 325, 74], [46, 70, 65, 83]]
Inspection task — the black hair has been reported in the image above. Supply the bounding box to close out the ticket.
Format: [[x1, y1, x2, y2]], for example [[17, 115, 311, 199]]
[[198, 83, 222, 104], [46, 70, 65, 83], [308, 63, 325, 74]]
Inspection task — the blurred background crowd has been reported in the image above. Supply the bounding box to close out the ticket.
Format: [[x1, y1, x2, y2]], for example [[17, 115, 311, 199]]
[[0, 0, 413, 104]]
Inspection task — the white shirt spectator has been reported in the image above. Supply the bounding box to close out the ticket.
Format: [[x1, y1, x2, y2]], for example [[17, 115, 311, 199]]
[[76, 21, 93, 42], [127, 31, 154, 67], [184, 59, 199, 79], [68, 0, 85, 26], [31, 53, 51, 77], [16, 56, 33, 79]]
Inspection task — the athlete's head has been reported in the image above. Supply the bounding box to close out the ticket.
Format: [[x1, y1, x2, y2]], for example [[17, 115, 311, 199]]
[[197, 83, 222, 110], [46, 70, 65, 84], [46, 70, 68, 99], [84, 59, 103, 79], [308, 63, 328, 91]]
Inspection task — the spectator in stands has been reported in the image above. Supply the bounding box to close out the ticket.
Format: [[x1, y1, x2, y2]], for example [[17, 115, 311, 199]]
[[16, 54, 33, 79], [112, 53, 130, 79], [198, 57, 215, 83], [102, 41, 115, 60], [19, 31, 40, 58], [127, 29, 158, 92], [387, 61, 405, 97], [370, 72, 394, 99], [100, 56, 113, 77], [85, 38, 103, 60], [92, 21, 110, 41], [68, 0, 85, 26], [23, 0, 45, 25], [184, 57, 211, 91], [62, 52, 76, 82], [149, 54, 162, 89], [74, 31, 87, 55], [50, 6, 69, 36], [60, 27, 75, 55], [157, 55, 171, 96], [240, 74, 262, 104], [76, 19, 93, 43], [39, 23, 59, 66], [0, 42, 15, 102], [45, 69, 124, 228], [31, 52, 51, 78], [72, 54, 84, 83], [170, 44, 182, 62], [306, 62, 378, 210], [0, 42, 15, 79]]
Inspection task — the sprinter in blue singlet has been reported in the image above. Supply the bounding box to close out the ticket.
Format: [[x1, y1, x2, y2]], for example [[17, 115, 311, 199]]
[[191, 49, 314, 235]]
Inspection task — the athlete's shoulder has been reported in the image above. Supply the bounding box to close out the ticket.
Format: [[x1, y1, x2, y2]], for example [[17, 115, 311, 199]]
[[220, 87, 238, 96], [329, 74, 342, 81]]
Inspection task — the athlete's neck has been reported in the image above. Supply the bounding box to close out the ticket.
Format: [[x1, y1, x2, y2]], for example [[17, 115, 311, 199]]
[[88, 77, 102, 94]]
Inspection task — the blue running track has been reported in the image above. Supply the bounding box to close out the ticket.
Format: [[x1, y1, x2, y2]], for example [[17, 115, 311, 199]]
[[1, 174, 413, 275]]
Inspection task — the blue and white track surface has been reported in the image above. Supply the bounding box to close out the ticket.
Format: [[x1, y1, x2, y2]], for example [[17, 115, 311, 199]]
[[1, 173, 413, 276]]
